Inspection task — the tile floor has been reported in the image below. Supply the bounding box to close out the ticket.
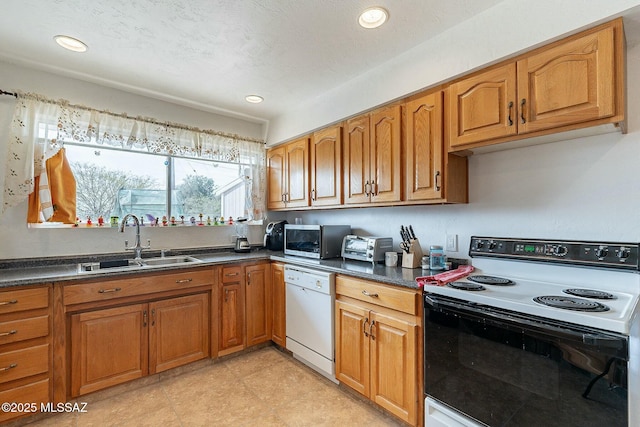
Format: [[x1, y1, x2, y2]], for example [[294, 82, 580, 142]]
[[19, 346, 403, 426]]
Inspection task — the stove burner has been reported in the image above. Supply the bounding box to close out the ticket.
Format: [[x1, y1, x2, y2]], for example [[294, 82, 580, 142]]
[[467, 275, 515, 286], [447, 282, 486, 291], [533, 295, 610, 312], [563, 288, 616, 299]]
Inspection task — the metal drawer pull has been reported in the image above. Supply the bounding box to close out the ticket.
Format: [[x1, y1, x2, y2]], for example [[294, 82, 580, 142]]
[[362, 290, 379, 298], [0, 300, 18, 306], [0, 363, 17, 372], [0, 330, 17, 337], [98, 287, 122, 293], [225, 272, 239, 277], [175, 278, 193, 283], [363, 318, 369, 337]]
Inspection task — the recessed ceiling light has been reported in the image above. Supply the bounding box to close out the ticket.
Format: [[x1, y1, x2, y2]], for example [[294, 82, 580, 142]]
[[358, 7, 388, 29], [54, 35, 88, 52], [245, 95, 264, 104]]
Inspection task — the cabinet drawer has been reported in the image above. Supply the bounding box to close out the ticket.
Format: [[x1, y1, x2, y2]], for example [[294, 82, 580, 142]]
[[0, 315, 49, 346], [221, 266, 242, 283], [63, 269, 213, 306], [0, 344, 49, 384], [0, 288, 48, 315], [336, 276, 419, 315], [0, 378, 49, 422]]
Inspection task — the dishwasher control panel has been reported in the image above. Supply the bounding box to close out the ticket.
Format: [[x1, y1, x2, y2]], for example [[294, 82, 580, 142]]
[[284, 265, 335, 295]]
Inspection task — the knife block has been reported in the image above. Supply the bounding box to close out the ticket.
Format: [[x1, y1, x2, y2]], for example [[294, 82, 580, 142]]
[[402, 239, 424, 269]]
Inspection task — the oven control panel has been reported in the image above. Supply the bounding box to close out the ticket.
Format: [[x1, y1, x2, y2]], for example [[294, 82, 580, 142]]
[[470, 237, 639, 270]]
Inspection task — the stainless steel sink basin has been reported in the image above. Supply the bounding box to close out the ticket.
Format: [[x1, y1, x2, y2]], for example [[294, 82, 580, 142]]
[[77, 256, 201, 273]]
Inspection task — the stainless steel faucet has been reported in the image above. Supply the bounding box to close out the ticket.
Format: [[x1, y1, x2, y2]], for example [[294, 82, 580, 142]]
[[119, 214, 151, 260]]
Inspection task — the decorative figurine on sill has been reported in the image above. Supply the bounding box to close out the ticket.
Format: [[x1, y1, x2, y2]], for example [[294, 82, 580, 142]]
[[170, 216, 176, 226], [155, 217, 159, 227], [97, 216, 104, 227], [228, 216, 233, 225], [74, 217, 80, 227], [214, 217, 219, 226], [86, 217, 92, 226], [198, 213, 204, 226], [190, 216, 196, 226], [162, 216, 168, 226], [180, 215, 185, 225], [219, 216, 225, 225]]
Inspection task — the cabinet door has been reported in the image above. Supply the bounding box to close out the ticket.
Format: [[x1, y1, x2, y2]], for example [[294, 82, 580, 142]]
[[404, 92, 444, 201], [311, 125, 343, 207], [449, 63, 518, 148], [344, 115, 371, 205], [70, 304, 148, 397], [149, 293, 209, 374], [267, 145, 286, 209], [517, 25, 615, 134], [245, 264, 272, 347], [335, 300, 370, 397], [270, 263, 286, 347], [285, 137, 310, 208], [370, 105, 402, 203], [218, 282, 245, 356], [370, 310, 418, 425]]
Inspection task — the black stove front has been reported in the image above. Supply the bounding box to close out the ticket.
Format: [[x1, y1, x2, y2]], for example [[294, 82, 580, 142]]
[[424, 293, 629, 427]]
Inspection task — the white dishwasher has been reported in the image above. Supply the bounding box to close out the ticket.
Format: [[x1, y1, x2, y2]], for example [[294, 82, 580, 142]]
[[284, 265, 336, 382]]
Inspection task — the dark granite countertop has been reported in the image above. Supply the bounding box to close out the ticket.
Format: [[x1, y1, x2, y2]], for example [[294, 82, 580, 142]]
[[0, 248, 437, 290]]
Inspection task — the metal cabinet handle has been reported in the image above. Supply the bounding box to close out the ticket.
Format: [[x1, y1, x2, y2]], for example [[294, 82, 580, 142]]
[[372, 180, 378, 196], [520, 98, 526, 124], [435, 171, 441, 191], [98, 287, 122, 294], [0, 330, 17, 337], [151, 309, 156, 326], [363, 317, 369, 337], [362, 290, 379, 298], [507, 101, 514, 126], [0, 363, 17, 372], [225, 272, 239, 277], [364, 180, 370, 196], [0, 300, 17, 306], [369, 320, 376, 340], [225, 289, 229, 302], [143, 310, 148, 327], [175, 278, 192, 283], [247, 273, 251, 286], [311, 188, 316, 201]]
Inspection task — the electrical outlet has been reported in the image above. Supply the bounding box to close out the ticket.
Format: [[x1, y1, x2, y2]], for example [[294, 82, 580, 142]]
[[446, 234, 458, 252]]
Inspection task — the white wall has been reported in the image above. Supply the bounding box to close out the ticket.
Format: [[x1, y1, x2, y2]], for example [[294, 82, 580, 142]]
[[0, 62, 267, 259]]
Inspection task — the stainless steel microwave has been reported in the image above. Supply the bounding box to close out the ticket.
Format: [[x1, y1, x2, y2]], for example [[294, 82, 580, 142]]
[[284, 224, 351, 259]]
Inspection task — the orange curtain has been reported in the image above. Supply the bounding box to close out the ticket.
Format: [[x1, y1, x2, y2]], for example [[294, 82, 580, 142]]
[[27, 148, 76, 223]]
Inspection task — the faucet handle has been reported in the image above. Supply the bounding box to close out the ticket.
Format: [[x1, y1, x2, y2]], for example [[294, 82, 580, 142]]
[[144, 239, 151, 249], [124, 240, 129, 248]]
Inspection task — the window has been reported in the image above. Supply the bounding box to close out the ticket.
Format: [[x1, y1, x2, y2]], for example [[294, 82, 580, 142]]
[[62, 144, 247, 224]]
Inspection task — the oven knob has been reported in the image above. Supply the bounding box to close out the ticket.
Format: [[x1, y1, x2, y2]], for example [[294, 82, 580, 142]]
[[553, 245, 568, 257], [488, 241, 497, 250], [476, 241, 484, 249], [618, 247, 630, 260], [595, 247, 608, 259]]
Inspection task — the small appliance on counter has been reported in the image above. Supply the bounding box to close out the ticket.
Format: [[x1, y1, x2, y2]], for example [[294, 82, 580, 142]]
[[263, 220, 287, 251], [233, 218, 251, 253], [284, 224, 351, 259], [341, 235, 394, 265]]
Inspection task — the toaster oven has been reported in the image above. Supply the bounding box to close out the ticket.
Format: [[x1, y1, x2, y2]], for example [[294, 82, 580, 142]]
[[341, 235, 394, 264]]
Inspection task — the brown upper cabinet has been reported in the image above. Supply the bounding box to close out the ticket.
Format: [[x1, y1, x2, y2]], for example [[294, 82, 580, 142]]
[[344, 105, 402, 205], [449, 18, 625, 152], [404, 91, 467, 203], [310, 125, 343, 207], [267, 137, 310, 210]]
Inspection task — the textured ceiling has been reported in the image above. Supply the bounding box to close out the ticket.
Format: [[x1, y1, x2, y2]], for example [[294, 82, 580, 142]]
[[0, 0, 504, 123]]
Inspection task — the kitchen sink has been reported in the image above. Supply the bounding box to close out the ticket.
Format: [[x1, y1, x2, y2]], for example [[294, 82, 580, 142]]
[[77, 256, 202, 273]]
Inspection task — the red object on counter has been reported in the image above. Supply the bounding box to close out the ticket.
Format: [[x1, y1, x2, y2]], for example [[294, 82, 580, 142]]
[[416, 265, 475, 287]]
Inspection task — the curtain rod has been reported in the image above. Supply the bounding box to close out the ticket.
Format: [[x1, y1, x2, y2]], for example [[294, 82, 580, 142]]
[[1, 88, 264, 144]]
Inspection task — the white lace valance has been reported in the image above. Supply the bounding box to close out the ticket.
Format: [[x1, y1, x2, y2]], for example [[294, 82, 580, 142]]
[[2, 92, 266, 220]]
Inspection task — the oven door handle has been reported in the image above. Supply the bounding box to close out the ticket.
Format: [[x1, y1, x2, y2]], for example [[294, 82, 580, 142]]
[[425, 295, 628, 353]]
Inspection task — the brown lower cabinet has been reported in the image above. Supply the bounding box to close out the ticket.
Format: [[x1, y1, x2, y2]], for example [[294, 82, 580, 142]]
[[270, 262, 286, 347], [70, 293, 209, 397], [335, 276, 421, 426]]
